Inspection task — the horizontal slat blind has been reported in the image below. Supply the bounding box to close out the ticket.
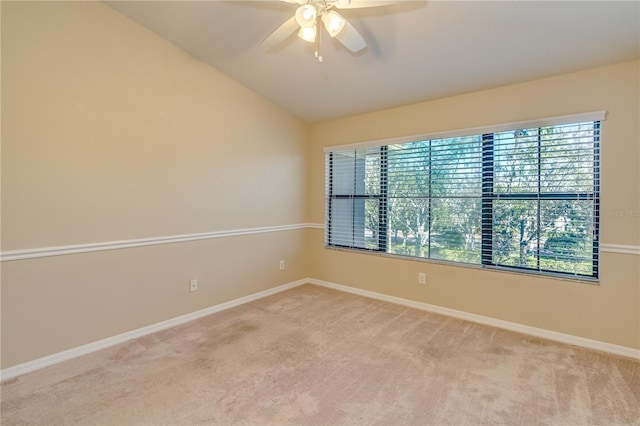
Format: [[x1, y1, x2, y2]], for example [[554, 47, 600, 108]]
[[486, 122, 600, 277], [325, 147, 385, 251], [325, 115, 601, 280], [386, 137, 482, 261]]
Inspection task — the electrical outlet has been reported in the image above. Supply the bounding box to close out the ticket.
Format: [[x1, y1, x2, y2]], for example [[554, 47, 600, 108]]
[[190, 279, 198, 292], [418, 272, 426, 285], [279, 260, 285, 271]]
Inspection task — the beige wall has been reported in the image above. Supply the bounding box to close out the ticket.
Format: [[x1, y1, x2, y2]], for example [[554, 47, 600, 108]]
[[1, 1, 638, 370], [308, 60, 640, 350], [1, 1, 308, 368], [1, 1, 308, 249]]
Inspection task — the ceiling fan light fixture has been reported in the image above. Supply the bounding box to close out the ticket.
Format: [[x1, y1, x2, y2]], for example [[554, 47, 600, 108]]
[[295, 4, 317, 28], [322, 11, 346, 37], [298, 24, 317, 42]]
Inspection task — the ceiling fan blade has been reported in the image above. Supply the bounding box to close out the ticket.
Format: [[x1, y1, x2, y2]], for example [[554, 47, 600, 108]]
[[334, 0, 403, 9], [262, 16, 299, 49], [334, 18, 366, 52]]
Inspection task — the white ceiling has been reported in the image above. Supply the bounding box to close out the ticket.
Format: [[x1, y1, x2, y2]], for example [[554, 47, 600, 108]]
[[106, 0, 639, 123]]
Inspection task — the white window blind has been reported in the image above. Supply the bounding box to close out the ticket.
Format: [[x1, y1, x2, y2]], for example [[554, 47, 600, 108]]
[[325, 113, 603, 280]]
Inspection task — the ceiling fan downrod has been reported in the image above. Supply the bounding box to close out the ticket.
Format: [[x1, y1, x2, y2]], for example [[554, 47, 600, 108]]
[[315, 18, 323, 62]]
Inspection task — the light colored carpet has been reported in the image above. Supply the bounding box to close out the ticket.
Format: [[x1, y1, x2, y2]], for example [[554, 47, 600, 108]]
[[1, 284, 639, 425]]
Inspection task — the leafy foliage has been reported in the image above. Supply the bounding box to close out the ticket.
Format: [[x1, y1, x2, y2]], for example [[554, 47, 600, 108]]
[[356, 122, 597, 276]]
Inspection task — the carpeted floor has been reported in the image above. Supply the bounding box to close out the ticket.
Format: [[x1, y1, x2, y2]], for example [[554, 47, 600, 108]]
[[1, 284, 639, 425]]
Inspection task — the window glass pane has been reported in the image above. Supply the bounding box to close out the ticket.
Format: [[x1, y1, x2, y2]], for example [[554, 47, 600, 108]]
[[331, 148, 381, 195], [431, 136, 482, 197], [492, 200, 538, 268], [365, 153, 381, 196], [331, 151, 359, 195], [329, 198, 363, 247], [430, 198, 481, 264], [387, 197, 429, 257], [491, 199, 595, 276], [364, 199, 381, 250], [327, 147, 385, 250], [328, 198, 382, 250], [493, 129, 539, 194], [388, 142, 430, 197], [538, 200, 595, 275], [540, 123, 596, 193]]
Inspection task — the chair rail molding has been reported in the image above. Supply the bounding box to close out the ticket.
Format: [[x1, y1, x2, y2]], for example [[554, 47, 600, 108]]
[[2, 225, 636, 261], [0, 224, 316, 262]]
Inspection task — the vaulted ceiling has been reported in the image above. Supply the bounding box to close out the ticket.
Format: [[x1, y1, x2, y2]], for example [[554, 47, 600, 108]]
[[106, 1, 640, 123]]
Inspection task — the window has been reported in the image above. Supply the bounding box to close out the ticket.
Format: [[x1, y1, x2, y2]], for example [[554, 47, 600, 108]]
[[325, 113, 602, 280]]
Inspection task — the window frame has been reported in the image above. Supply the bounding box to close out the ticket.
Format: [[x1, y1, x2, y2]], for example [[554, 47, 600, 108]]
[[324, 112, 605, 282]]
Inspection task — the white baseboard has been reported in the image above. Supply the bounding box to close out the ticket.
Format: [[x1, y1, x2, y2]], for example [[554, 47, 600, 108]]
[[308, 278, 640, 361], [3, 277, 638, 381], [0, 279, 307, 381]]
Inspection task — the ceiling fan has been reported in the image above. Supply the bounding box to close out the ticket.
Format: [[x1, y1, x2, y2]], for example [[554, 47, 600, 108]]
[[262, 0, 401, 61]]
